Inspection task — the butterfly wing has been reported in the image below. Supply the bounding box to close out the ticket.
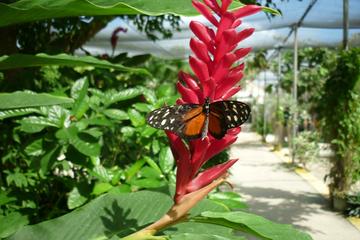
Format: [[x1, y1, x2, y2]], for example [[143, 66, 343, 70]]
[[208, 106, 227, 139], [146, 104, 206, 140], [209, 101, 251, 139]]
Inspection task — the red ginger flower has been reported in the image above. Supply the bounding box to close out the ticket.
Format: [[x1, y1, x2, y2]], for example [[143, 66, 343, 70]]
[[168, 0, 261, 204], [126, 1, 262, 238]]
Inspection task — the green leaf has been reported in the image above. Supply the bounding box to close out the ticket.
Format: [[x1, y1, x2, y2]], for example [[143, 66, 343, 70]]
[[0, 91, 73, 109], [130, 178, 165, 189], [144, 156, 162, 174], [196, 211, 313, 240], [0, 108, 39, 120], [47, 105, 71, 127], [141, 126, 158, 137], [133, 103, 152, 112], [39, 145, 60, 174], [209, 192, 248, 210], [71, 77, 88, 99], [0, 0, 245, 28], [121, 126, 135, 137], [125, 159, 146, 181], [128, 109, 145, 127], [71, 78, 89, 119], [0, 191, 16, 206], [159, 147, 174, 174], [82, 128, 103, 138], [9, 190, 229, 240], [83, 117, 113, 127], [103, 109, 129, 121], [0, 212, 29, 239], [152, 140, 160, 154], [5, 169, 28, 188], [67, 187, 88, 210], [169, 233, 246, 240], [70, 137, 100, 158], [18, 116, 57, 133], [109, 184, 131, 194], [262, 6, 281, 16], [0, 54, 149, 75], [140, 166, 161, 179], [103, 88, 143, 106], [57, 126, 101, 157], [92, 182, 114, 196], [24, 138, 44, 156], [90, 165, 112, 182]]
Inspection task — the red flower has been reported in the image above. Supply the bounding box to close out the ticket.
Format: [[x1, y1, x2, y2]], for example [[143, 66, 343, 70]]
[[111, 27, 128, 54], [168, 0, 261, 203]]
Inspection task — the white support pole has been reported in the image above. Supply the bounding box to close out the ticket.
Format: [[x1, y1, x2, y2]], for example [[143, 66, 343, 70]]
[[343, 0, 349, 50], [291, 25, 299, 163], [276, 49, 282, 148], [263, 70, 267, 141], [277, 49, 282, 111]]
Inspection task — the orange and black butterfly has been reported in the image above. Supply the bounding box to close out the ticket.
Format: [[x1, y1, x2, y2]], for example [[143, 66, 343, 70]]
[[146, 98, 250, 140]]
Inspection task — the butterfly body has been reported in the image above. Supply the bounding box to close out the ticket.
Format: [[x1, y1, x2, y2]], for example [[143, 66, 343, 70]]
[[146, 98, 250, 140]]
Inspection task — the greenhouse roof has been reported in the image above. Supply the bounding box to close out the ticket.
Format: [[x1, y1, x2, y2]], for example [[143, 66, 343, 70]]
[[82, 0, 360, 59]]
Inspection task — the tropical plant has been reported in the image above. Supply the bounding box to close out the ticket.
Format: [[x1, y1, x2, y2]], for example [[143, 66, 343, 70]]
[[319, 48, 360, 198], [293, 131, 319, 168]]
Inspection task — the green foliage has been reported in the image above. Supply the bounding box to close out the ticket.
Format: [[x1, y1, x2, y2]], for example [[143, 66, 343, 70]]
[[251, 103, 273, 136], [0, 77, 177, 233], [0, 54, 150, 75], [278, 48, 335, 113], [294, 131, 319, 167], [319, 48, 360, 194]]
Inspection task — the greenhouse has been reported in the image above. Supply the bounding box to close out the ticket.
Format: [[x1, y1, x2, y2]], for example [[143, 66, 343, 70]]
[[0, 0, 360, 240]]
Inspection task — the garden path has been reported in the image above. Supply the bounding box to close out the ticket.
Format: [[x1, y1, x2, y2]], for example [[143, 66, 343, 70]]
[[229, 127, 360, 240]]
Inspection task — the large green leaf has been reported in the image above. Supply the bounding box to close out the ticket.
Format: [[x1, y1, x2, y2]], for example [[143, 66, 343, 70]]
[[0, 0, 245, 27], [0, 54, 149, 75], [169, 233, 246, 240], [0, 91, 73, 109], [195, 211, 313, 240], [9, 190, 231, 240], [0, 212, 29, 239]]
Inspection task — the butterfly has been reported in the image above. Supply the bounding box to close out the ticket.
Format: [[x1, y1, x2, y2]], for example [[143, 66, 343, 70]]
[[146, 98, 250, 140]]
